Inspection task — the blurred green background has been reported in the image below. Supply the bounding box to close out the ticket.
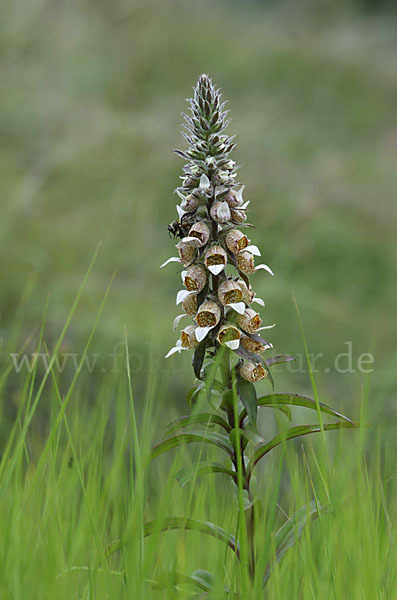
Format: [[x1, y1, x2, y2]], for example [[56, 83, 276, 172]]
[[1, 0, 396, 437]]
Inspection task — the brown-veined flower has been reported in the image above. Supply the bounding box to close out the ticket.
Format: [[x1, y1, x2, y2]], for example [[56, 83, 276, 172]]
[[194, 300, 221, 342], [237, 308, 262, 333], [225, 229, 249, 254], [216, 323, 241, 350], [165, 325, 199, 358], [182, 265, 207, 292], [204, 245, 228, 275], [210, 200, 231, 223], [188, 222, 210, 247], [217, 279, 245, 315], [240, 361, 267, 382]]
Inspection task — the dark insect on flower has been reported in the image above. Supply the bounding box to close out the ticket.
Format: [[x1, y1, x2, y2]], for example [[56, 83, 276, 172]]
[[167, 216, 191, 239]]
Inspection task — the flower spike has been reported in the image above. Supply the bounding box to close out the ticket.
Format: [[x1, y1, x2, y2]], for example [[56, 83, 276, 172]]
[[165, 73, 275, 374]]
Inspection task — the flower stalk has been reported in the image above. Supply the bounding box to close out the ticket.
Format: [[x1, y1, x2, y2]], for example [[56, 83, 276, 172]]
[[153, 74, 356, 596]]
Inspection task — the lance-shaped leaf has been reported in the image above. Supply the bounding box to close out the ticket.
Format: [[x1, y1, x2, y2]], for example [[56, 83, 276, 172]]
[[263, 501, 329, 585], [204, 350, 224, 401], [238, 403, 291, 427], [248, 421, 357, 476], [193, 340, 206, 379], [151, 431, 234, 461], [186, 383, 205, 407], [176, 462, 237, 487], [105, 517, 239, 560], [165, 413, 232, 436], [241, 393, 354, 426], [229, 428, 249, 451], [237, 377, 257, 425], [264, 355, 295, 368]]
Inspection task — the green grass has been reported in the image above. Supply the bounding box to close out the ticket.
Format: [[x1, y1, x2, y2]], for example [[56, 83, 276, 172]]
[[1, 0, 397, 597], [0, 272, 395, 599]]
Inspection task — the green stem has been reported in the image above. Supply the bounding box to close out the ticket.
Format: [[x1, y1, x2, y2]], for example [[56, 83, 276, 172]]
[[219, 348, 256, 583], [229, 367, 255, 590], [219, 346, 230, 389]]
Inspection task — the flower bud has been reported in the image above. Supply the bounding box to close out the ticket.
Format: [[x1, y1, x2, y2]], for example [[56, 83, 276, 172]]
[[240, 361, 266, 382], [216, 324, 241, 349], [182, 293, 198, 315], [237, 279, 255, 304], [240, 334, 266, 354], [195, 300, 221, 328], [181, 325, 200, 349], [225, 230, 249, 254], [204, 245, 227, 275], [237, 308, 262, 333], [224, 190, 242, 208], [182, 176, 198, 189], [184, 265, 207, 292], [213, 171, 231, 185], [236, 251, 255, 274], [188, 222, 210, 247], [181, 193, 200, 212], [218, 279, 243, 306], [210, 201, 231, 223], [230, 208, 247, 224], [176, 240, 196, 265]]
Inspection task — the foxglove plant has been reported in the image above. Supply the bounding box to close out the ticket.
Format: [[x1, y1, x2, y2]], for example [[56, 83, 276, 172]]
[[152, 75, 355, 595]]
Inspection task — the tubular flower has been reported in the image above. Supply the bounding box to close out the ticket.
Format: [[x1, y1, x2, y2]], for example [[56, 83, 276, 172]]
[[183, 265, 207, 292], [177, 240, 197, 265], [195, 300, 221, 342], [181, 193, 200, 212], [240, 361, 267, 382], [216, 324, 241, 350], [164, 73, 275, 374], [182, 293, 198, 315], [237, 308, 262, 334], [210, 200, 231, 223], [181, 325, 200, 349], [217, 279, 245, 315], [224, 188, 243, 208], [218, 279, 242, 305], [225, 230, 249, 254], [240, 334, 269, 354], [188, 222, 210, 247], [230, 208, 247, 224], [195, 300, 221, 327], [204, 245, 227, 275], [237, 279, 255, 304], [236, 251, 255, 274]]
